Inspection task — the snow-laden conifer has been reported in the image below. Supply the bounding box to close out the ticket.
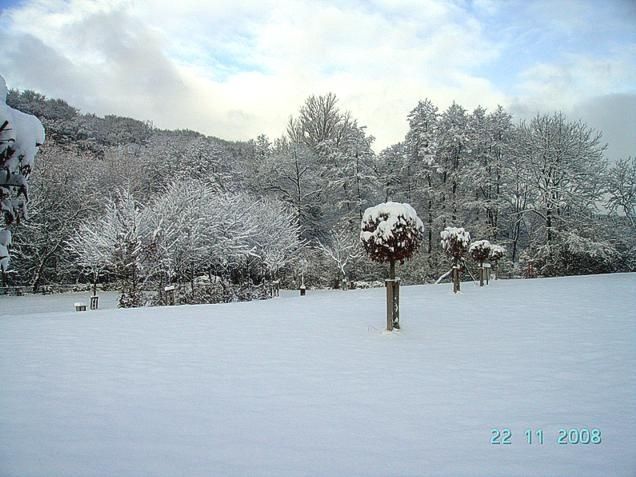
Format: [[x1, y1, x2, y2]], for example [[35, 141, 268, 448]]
[[0, 74, 45, 280]]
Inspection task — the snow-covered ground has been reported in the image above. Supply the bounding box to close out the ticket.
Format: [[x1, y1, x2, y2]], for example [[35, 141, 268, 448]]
[[1, 274, 634, 476], [0, 291, 121, 316]]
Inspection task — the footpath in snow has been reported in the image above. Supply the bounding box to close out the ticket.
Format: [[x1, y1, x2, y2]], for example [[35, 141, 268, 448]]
[[0, 273, 634, 476]]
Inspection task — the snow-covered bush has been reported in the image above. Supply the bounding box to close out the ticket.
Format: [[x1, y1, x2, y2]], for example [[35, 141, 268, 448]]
[[489, 244, 506, 263], [469, 240, 491, 263], [0, 74, 45, 276], [440, 226, 471, 293], [441, 227, 471, 260], [533, 231, 621, 277], [360, 201, 424, 267], [469, 239, 491, 286], [488, 244, 506, 280]]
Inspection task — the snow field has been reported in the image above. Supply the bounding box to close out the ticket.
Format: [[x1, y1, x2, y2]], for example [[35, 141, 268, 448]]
[[0, 274, 635, 476]]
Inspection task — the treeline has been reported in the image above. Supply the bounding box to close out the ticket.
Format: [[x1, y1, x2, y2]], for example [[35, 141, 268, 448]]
[[5, 89, 635, 298]]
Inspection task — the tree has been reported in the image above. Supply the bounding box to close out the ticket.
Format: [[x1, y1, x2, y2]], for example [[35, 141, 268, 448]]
[[66, 218, 113, 296], [518, 113, 606, 244], [489, 244, 506, 279], [317, 222, 364, 288], [606, 157, 635, 226], [440, 226, 471, 293], [11, 143, 97, 292], [0, 75, 45, 280], [469, 239, 491, 286], [248, 198, 304, 280], [361, 202, 424, 330], [437, 103, 468, 225], [406, 98, 439, 253], [262, 139, 322, 240]]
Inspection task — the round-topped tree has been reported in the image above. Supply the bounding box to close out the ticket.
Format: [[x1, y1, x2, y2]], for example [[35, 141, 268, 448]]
[[489, 244, 506, 280], [360, 201, 424, 330], [469, 239, 491, 286], [440, 226, 471, 293]]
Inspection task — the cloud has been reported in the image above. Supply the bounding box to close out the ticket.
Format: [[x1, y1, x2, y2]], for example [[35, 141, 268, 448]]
[[0, 0, 633, 155], [571, 94, 636, 162]]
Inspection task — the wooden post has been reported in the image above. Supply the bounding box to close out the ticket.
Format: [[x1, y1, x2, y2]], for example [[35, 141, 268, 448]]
[[479, 262, 484, 287], [387, 280, 393, 331], [485, 263, 490, 284], [393, 279, 400, 329], [452, 262, 461, 294], [385, 277, 401, 331]]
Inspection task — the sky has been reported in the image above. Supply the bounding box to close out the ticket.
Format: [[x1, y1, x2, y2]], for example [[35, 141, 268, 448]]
[[0, 0, 634, 159]]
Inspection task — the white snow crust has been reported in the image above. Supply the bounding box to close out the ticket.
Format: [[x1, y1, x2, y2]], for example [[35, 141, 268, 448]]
[[360, 201, 424, 244], [1, 274, 635, 476]]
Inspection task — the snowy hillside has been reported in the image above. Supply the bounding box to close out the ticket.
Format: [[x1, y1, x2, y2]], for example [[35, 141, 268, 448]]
[[1, 274, 635, 476]]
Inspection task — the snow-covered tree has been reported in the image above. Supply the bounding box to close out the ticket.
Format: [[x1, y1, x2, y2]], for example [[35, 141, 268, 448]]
[[440, 226, 471, 293], [489, 244, 506, 279], [14, 144, 99, 292], [263, 139, 322, 240], [406, 98, 439, 253], [0, 74, 45, 276], [66, 218, 113, 296], [465, 106, 512, 241], [361, 201, 424, 329], [437, 103, 468, 225], [469, 239, 491, 286], [606, 157, 635, 227], [518, 113, 606, 244], [249, 198, 304, 280], [316, 222, 364, 288]]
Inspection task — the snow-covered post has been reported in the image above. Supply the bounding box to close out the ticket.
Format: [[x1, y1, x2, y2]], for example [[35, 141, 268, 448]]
[[489, 245, 506, 280], [360, 202, 424, 330], [440, 227, 471, 293], [0, 75, 45, 278], [299, 257, 307, 296], [469, 240, 491, 287]]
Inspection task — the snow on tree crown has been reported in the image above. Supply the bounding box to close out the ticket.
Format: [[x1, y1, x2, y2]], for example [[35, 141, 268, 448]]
[[360, 201, 424, 263], [469, 239, 491, 263], [489, 244, 506, 262], [440, 226, 471, 259]]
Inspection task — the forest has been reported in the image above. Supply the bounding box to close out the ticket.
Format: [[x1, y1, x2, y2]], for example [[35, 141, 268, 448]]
[[4, 89, 635, 305]]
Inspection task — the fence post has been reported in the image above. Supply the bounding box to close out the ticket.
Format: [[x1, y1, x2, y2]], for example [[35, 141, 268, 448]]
[[385, 279, 394, 331], [394, 279, 400, 329]]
